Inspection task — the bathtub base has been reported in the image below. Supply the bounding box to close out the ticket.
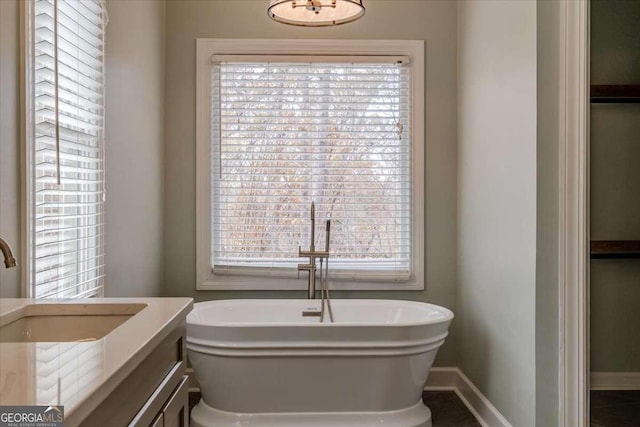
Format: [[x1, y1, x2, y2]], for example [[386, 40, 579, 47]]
[[190, 399, 432, 427]]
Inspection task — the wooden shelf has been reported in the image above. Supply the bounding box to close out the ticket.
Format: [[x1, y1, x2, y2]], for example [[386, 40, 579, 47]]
[[591, 85, 640, 103], [590, 240, 640, 259]]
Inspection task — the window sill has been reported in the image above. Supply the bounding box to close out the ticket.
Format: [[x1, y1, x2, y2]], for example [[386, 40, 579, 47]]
[[196, 276, 424, 291]]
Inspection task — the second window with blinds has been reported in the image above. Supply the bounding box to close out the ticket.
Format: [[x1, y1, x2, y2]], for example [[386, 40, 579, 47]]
[[196, 39, 424, 291]]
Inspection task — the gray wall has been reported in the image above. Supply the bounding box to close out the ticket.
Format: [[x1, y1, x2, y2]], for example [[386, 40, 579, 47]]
[[590, 0, 640, 373], [104, 0, 166, 297], [0, 0, 21, 299], [457, 1, 537, 426], [163, 0, 459, 365], [536, 0, 560, 425]]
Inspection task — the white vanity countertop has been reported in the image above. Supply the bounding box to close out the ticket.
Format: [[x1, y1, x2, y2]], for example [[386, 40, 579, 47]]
[[0, 297, 193, 425]]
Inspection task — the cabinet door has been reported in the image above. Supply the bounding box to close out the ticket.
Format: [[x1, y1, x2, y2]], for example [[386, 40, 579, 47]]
[[163, 376, 189, 427], [150, 413, 163, 427]]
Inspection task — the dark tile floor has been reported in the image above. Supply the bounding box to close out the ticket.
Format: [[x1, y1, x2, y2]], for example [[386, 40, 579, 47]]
[[189, 391, 482, 426], [423, 391, 482, 427], [591, 390, 640, 427]]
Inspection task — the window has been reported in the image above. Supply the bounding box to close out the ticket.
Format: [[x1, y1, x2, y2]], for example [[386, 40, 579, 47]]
[[24, 0, 107, 298], [196, 39, 424, 290]]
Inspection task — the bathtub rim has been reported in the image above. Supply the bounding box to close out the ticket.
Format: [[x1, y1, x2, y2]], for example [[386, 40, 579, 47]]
[[186, 334, 449, 357], [187, 299, 454, 328]]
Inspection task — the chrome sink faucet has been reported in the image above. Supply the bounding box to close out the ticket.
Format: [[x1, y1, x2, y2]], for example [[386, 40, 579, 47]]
[[0, 238, 17, 268], [298, 202, 330, 299]]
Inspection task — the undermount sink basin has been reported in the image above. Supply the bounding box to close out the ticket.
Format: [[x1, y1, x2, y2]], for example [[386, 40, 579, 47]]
[[0, 303, 147, 343]]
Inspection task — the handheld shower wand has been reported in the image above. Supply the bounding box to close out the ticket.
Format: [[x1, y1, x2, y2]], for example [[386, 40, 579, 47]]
[[320, 219, 333, 322]]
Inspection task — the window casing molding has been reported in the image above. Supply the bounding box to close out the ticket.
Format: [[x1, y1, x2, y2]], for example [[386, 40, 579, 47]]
[[195, 38, 424, 291]]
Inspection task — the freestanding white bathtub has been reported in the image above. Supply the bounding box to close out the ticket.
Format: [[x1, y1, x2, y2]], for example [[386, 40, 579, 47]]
[[187, 299, 453, 427]]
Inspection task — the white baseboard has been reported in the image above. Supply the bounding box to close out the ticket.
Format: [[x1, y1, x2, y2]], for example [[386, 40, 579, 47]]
[[590, 371, 640, 390], [188, 366, 511, 427], [423, 366, 458, 390], [425, 367, 512, 427]]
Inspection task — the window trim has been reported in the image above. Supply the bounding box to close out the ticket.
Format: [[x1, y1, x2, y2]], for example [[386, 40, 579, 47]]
[[195, 38, 424, 291]]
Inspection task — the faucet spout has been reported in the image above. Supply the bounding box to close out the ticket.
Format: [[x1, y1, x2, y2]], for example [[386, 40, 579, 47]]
[[0, 238, 17, 268]]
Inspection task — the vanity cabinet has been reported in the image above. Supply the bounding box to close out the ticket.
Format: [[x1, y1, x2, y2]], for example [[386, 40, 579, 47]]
[[158, 376, 189, 427], [79, 322, 189, 427]]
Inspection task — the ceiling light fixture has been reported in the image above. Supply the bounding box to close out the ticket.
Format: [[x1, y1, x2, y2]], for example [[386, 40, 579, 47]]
[[268, 0, 365, 27]]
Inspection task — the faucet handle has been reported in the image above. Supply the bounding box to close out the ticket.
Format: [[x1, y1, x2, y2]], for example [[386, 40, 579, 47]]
[[298, 263, 314, 270]]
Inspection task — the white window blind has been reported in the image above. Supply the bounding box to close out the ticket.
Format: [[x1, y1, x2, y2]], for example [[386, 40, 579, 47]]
[[210, 59, 411, 281], [28, 0, 107, 298]]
